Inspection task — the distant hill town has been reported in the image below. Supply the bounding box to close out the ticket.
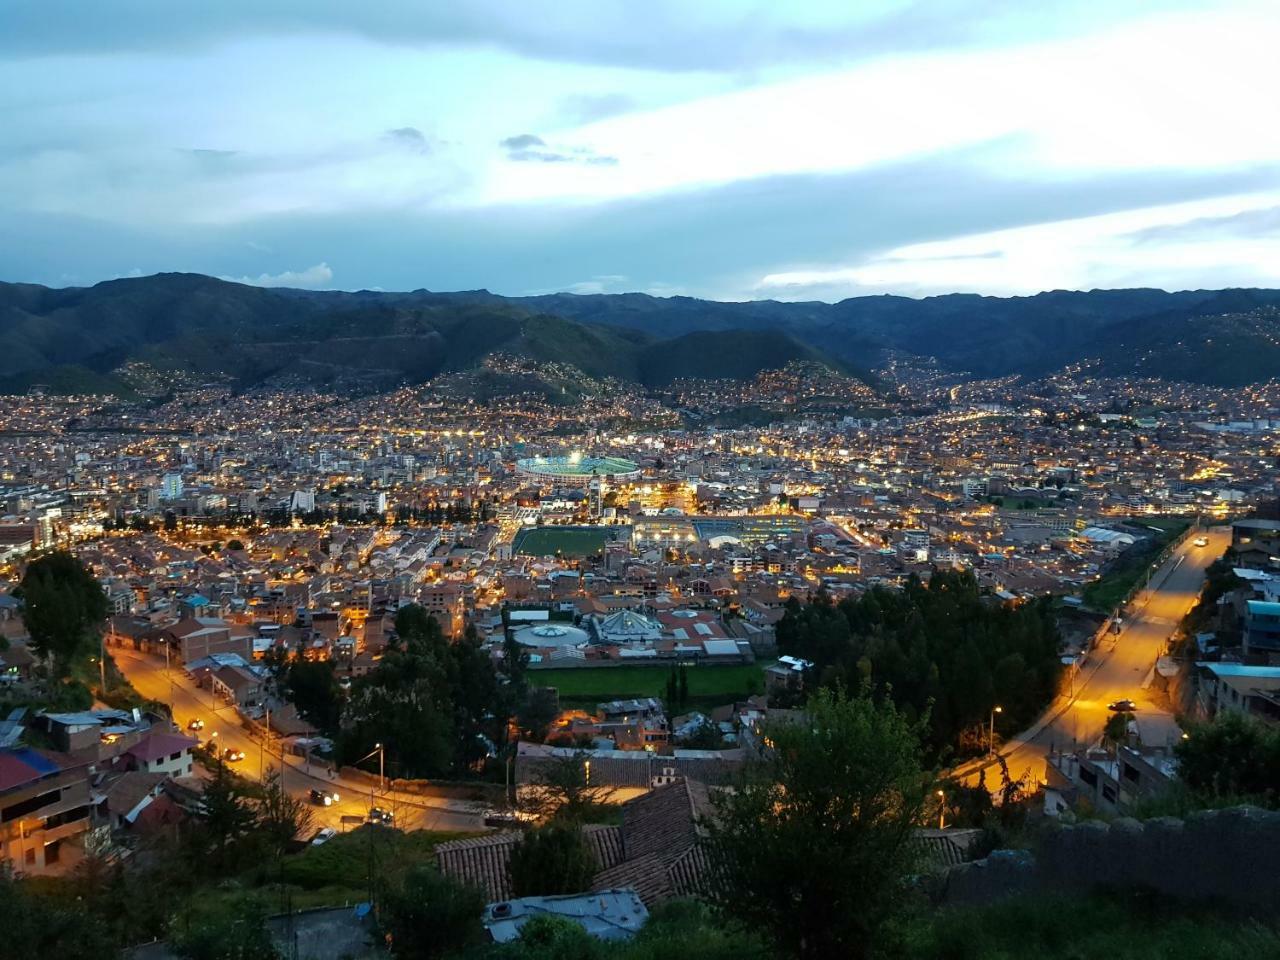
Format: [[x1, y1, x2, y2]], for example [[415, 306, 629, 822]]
[[1, 273, 1278, 396]]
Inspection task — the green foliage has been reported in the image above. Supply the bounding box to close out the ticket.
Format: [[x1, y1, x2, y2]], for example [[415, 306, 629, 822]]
[[285, 659, 343, 733], [704, 687, 932, 960], [528, 663, 765, 706], [171, 893, 279, 960], [381, 865, 486, 960], [0, 874, 110, 960], [516, 686, 559, 743], [776, 571, 1061, 754], [508, 821, 599, 897], [1104, 711, 1135, 746], [338, 606, 500, 777], [521, 751, 616, 822], [18, 551, 110, 677], [1175, 710, 1280, 807], [896, 891, 1280, 960], [1082, 523, 1188, 612]]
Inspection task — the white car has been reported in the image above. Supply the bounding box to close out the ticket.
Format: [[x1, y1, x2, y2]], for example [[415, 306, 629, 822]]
[[1193, 536, 1209, 548], [311, 827, 337, 846]]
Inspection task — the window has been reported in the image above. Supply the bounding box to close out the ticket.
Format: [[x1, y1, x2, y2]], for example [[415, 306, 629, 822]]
[[1079, 767, 1098, 787], [1102, 785, 1117, 803], [169, 751, 182, 761], [1122, 763, 1141, 784], [24, 848, 35, 866]]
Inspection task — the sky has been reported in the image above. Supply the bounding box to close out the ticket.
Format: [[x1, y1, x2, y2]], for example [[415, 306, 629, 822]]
[[1, 0, 1278, 301]]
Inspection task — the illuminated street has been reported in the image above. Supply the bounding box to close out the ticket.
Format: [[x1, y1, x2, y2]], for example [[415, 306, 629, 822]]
[[111, 647, 486, 834], [983, 526, 1230, 788]]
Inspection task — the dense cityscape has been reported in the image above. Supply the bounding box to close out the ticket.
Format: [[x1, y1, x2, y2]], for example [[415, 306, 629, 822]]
[[5, 2, 1280, 958]]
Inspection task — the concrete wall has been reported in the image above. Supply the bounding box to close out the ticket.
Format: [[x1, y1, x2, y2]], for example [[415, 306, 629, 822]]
[[938, 806, 1280, 909]]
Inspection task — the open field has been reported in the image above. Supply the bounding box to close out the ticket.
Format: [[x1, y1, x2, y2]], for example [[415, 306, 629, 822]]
[[1083, 518, 1190, 611], [530, 662, 768, 705], [513, 525, 629, 557]]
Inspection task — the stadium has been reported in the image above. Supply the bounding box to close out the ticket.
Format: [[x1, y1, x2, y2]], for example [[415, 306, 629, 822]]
[[516, 453, 641, 484]]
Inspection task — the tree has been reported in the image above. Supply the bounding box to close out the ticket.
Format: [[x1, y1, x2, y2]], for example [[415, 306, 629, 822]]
[[0, 874, 109, 960], [508, 821, 599, 897], [1175, 711, 1280, 806], [522, 751, 616, 822], [381, 866, 485, 960], [285, 659, 343, 733], [1104, 711, 1134, 747], [189, 760, 258, 873], [18, 551, 110, 676], [517, 687, 560, 743], [704, 687, 932, 960], [171, 894, 279, 960], [256, 766, 313, 860]]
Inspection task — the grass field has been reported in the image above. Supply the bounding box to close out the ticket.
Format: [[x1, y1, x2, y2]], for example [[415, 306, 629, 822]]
[[1083, 519, 1190, 612], [530, 662, 767, 706], [513, 525, 628, 557]]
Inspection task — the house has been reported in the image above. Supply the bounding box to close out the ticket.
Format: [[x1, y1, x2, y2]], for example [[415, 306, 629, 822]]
[[1196, 662, 1280, 722], [437, 778, 716, 906], [211, 663, 265, 709], [100, 770, 167, 829], [1243, 600, 1280, 655], [0, 747, 95, 875], [123, 731, 198, 777], [482, 889, 648, 943]]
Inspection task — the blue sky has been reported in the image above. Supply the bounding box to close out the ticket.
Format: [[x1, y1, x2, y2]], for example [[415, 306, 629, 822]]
[[1, 0, 1278, 299]]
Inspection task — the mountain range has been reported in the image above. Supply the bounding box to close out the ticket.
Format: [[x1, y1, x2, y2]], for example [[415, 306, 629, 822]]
[[0, 273, 1277, 396]]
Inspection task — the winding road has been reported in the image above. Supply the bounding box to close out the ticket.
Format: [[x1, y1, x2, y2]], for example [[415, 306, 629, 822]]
[[111, 647, 486, 834]]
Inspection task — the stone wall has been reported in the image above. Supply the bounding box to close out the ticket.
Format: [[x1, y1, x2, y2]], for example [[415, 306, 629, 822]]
[[938, 806, 1280, 908]]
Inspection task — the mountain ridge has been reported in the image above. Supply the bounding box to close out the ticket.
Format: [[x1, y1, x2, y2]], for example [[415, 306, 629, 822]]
[[1, 273, 1278, 394]]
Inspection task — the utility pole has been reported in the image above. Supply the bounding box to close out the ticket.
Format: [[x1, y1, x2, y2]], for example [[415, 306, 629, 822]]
[[988, 705, 1003, 757]]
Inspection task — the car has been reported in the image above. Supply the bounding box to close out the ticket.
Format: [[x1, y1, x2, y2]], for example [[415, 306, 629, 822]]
[[367, 806, 394, 826], [187, 718, 205, 731], [309, 788, 340, 806], [1193, 536, 1209, 547], [311, 827, 337, 846], [1107, 699, 1138, 712], [483, 808, 520, 827], [223, 748, 245, 762]]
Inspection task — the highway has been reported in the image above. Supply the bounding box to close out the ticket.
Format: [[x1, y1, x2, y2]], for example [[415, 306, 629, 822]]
[[111, 647, 486, 835], [969, 525, 1229, 789]]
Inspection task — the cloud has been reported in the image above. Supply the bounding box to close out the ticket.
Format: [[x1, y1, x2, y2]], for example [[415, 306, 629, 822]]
[[223, 262, 333, 288], [500, 134, 546, 151], [499, 132, 617, 165], [384, 127, 431, 153], [562, 274, 629, 294]]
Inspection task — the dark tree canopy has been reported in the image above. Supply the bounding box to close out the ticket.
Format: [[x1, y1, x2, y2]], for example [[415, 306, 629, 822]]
[[704, 687, 932, 960], [381, 866, 485, 960], [1176, 710, 1280, 806], [508, 821, 598, 898], [776, 570, 1061, 753], [285, 659, 343, 733], [19, 551, 110, 676], [337, 606, 501, 777]]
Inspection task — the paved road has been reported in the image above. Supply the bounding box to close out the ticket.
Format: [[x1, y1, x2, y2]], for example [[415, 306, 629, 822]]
[[111, 647, 485, 834], [966, 525, 1229, 789]]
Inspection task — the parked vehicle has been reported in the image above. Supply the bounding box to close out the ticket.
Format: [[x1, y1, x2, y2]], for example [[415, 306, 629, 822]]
[[311, 827, 337, 846], [1107, 699, 1138, 712], [483, 808, 519, 827]]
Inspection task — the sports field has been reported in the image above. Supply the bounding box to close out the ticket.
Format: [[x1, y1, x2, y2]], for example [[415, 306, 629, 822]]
[[529, 662, 768, 705], [513, 525, 628, 557]]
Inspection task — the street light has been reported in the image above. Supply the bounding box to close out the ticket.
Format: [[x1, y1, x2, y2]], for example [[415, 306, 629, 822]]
[[936, 789, 946, 830], [989, 706, 1003, 757]]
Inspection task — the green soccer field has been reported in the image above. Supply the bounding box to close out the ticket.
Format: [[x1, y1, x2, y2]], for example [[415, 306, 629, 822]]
[[513, 525, 627, 557], [528, 662, 768, 705]]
